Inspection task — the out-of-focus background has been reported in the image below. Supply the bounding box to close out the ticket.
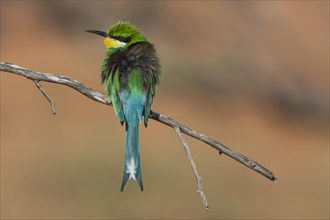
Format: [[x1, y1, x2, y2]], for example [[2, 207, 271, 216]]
[[1, 1, 329, 219]]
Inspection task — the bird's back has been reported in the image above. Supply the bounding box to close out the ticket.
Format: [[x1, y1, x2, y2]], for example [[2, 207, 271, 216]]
[[102, 42, 161, 125]]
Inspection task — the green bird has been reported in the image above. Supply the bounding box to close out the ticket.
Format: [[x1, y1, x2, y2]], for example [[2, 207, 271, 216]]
[[86, 21, 161, 191]]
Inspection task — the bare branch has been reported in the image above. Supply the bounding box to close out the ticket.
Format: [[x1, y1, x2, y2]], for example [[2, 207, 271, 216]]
[[149, 112, 277, 181], [0, 61, 277, 184], [0, 61, 277, 180], [174, 126, 209, 209], [0, 61, 111, 105], [33, 80, 56, 114]]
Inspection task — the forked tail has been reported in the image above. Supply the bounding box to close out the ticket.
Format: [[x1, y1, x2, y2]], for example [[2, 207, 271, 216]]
[[120, 124, 143, 191]]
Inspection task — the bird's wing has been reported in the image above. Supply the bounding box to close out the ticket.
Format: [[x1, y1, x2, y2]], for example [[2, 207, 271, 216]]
[[105, 69, 125, 124], [144, 82, 155, 127]]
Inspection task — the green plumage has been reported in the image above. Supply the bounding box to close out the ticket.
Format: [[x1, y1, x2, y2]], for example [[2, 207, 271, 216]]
[[87, 21, 161, 191]]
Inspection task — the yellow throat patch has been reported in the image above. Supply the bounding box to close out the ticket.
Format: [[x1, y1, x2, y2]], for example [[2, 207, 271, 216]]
[[104, 37, 126, 49]]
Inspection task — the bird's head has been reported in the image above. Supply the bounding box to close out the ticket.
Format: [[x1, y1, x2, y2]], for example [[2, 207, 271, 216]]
[[86, 21, 147, 52]]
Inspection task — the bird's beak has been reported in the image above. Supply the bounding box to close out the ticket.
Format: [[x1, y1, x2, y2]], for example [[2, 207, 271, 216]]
[[85, 29, 126, 49], [85, 30, 108, 37]]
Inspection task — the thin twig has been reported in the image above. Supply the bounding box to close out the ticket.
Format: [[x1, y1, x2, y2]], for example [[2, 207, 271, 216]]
[[174, 126, 209, 209], [33, 80, 56, 114], [0, 61, 277, 180]]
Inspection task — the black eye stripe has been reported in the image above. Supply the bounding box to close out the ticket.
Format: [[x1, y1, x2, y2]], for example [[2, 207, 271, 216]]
[[112, 36, 131, 43]]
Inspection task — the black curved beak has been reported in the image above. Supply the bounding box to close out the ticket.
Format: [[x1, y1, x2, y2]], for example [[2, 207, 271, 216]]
[[85, 30, 108, 37]]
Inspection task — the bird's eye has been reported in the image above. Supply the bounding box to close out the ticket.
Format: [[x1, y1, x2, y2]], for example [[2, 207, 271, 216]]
[[114, 36, 131, 43], [117, 36, 125, 42]]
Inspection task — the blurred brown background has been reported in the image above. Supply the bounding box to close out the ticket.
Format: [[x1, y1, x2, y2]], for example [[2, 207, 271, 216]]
[[1, 1, 329, 219]]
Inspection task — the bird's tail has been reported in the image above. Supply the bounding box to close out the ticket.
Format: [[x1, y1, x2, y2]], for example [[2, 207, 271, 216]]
[[120, 124, 143, 191]]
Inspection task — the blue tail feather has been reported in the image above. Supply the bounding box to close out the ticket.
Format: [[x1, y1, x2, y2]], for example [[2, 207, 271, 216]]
[[120, 124, 143, 191]]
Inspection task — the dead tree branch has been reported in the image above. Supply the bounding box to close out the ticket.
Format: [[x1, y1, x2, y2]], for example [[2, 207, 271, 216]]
[[33, 80, 56, 114], [174, 126, 209, 209], [0, 61, 277, 208]]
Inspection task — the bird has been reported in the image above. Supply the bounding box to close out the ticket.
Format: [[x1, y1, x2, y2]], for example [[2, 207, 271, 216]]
[[86, 21, 161, 191]]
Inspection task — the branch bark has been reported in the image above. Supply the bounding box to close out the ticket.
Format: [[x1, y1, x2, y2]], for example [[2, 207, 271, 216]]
[[0, 61, 277, 207]]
